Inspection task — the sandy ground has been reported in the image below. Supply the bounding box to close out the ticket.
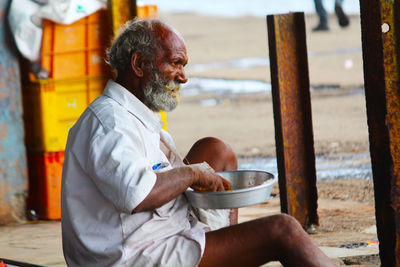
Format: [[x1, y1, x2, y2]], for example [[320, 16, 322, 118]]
[[164, 12, 378, 266], [0, 12, 380, 266]]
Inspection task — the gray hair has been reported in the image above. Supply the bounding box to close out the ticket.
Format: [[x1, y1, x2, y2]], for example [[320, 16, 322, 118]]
[[106, 19, 161, 75]]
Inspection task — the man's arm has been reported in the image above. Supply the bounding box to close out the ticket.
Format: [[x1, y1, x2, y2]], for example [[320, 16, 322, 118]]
[[133, 165, 230, 213]]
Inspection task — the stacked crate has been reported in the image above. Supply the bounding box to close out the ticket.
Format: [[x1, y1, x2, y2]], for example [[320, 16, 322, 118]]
[[24, 9, 112, 220], [24, 6, 163, 220], [136, 4, 158, 20]]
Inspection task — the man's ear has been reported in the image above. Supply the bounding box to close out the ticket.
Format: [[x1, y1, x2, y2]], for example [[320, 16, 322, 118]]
[[131, 51, 145, 77]]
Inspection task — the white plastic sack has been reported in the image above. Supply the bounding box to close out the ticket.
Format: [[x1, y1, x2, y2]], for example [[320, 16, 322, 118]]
[[8, 0, 42, 61], [8, 0, 107, 61], [196, 208, 230, 231], [31, 0, 107, 26]]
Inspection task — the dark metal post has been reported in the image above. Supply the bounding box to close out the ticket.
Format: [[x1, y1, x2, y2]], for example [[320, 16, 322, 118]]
[[130, 0, 137, 18], [107, 0, 137, 37], [359, 0, 400, 265], [267, 12, 318, 228], [0, 0, 28, 224]]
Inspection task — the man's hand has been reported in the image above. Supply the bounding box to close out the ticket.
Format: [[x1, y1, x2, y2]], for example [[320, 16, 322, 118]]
[[190, 164, 232, 192]]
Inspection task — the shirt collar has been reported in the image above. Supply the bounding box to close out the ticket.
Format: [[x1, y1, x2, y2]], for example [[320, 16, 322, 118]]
[[103, 80, 163, 133]]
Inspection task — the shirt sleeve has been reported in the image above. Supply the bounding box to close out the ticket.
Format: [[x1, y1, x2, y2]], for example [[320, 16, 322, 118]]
[[83, 126, 157, 214]]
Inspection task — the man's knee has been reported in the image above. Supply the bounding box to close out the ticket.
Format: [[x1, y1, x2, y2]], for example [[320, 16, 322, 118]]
[[263, 214, 307, 246], [271, 213, 302, 230], [184, 137, 237, 171]]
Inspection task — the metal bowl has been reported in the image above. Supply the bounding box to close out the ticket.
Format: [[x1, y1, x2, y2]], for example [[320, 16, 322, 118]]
[[184, 170, 277, 209]]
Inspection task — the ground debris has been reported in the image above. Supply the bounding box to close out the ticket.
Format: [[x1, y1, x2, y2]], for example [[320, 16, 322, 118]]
[[317, 178, 374, 203], [340, 254, 380, 266]]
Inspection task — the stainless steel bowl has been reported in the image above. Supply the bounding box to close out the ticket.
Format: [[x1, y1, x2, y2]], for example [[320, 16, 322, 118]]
[[184, 170, 277, 209]]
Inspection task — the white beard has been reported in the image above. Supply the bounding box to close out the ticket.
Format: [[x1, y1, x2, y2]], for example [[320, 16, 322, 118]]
[[142, 66, 181, 112]]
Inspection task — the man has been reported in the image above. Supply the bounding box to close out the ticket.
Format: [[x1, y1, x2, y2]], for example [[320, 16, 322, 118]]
[[313, 0, 350, 31], [61, 19, 336, 266]]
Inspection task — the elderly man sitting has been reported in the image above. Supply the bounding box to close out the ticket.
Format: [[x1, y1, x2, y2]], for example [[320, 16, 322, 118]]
[[61, 19, 335, 267]]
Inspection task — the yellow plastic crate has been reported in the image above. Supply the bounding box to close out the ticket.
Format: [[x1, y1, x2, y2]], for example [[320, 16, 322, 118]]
[[23, 77, 167, 152], [159, 110, 167, 130], [23, 77, 108, 152]]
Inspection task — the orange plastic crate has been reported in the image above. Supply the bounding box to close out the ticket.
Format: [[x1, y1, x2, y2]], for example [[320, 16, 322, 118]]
[[40, 9, 112, 80], [137, 4, 159, 19], [27, 151, 64, 220]]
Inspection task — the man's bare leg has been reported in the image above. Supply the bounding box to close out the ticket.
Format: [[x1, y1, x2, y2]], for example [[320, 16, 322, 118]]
[[184, 137, 334, 266], [199, 214, 336, 267]]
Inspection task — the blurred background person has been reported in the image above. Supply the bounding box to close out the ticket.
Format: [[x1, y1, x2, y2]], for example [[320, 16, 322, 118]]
[[313, 0, 350, 31]]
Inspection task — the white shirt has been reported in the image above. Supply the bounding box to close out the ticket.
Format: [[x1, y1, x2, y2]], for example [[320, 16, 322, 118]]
[[61, 80, 206, 267]]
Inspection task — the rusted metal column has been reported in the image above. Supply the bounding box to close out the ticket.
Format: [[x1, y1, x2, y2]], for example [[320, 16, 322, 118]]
[[107, 0, 137, 36], [267, 12, 318, 228], [0, 0, 28, 224], [359, 0, 400, 265]]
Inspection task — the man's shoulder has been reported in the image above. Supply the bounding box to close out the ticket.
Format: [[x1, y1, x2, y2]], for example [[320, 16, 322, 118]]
[[89, 94, 118, 114], [87, 94, 127, 130]]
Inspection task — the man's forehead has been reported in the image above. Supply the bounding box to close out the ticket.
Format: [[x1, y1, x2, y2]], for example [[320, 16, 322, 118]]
[[155, 25, 187, 58], [153, 21, 183, 40], [155, 24, 185, 45]]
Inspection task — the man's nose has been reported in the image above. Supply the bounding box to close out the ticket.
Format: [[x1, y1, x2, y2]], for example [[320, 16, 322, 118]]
[[176, 67, 188, 84]]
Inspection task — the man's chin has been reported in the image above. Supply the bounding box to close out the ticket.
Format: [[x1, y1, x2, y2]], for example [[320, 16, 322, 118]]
[[161, 102, 178, 112], [151, 98, 178, 112]]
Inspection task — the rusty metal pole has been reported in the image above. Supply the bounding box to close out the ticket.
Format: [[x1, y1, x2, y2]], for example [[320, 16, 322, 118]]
[[108, 0, 137, 37], [0, 0, 28, 224], [267, 12, 318, 228], [359, 0, 400, 265]]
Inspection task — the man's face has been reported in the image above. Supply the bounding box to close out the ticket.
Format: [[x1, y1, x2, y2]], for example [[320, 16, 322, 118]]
[[142, 64, 181, 112], [142, 29, 188, 112]]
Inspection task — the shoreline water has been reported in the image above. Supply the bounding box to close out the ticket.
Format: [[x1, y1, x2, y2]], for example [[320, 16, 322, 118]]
[[238, 152, 372, 181]]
